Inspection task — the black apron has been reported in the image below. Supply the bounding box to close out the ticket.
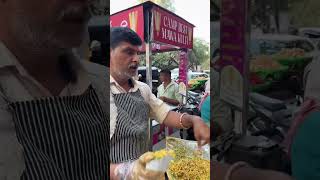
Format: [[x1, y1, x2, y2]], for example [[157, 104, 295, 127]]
[[4, 86, 108, 179], [110, 90, 150, 163]]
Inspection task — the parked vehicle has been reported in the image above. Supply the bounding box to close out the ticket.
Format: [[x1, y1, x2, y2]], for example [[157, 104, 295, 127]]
[[248, 93, 294, 143], [211, 131, 291, 174], [250, 34, 318, 58], [189, 72, 209, 79], [187, 91, 202, 106], [211, 93, 294, 174], [203, 70, 210, 75], [298, 27, 320, 45], [137, 66, 160, 95], [88, 16, 109, 67], [170, 68, 193, 81], [171, 70, 208, 81]]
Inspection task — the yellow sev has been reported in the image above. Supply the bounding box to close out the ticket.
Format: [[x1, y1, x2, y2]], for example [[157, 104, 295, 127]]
[[168, 157, 210, 180], [153, 149, 176, 159]]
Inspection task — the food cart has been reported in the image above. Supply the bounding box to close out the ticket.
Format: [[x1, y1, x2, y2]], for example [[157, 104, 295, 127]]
[[111, 1, 195, 149]]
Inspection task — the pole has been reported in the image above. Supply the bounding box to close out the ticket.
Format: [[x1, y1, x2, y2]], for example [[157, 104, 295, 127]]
[[145, 8, 153, 151], [146, 43, 152, 89], [146, 42, 153, 151], [241, 0, 251, 134]]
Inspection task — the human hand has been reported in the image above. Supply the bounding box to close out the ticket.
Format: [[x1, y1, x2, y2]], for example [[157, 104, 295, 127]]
[[192, 116, 210, 147], [114, 152, 165, 180], [159, 96, 167, 102]]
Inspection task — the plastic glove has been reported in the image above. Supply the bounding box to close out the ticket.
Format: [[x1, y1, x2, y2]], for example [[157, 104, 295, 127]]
[[114, 152, 165, 180]]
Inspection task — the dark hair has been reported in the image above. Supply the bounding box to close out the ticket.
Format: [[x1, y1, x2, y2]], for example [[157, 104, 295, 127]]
[[160, 69, 171, 76], [110, 27, 142, 49]]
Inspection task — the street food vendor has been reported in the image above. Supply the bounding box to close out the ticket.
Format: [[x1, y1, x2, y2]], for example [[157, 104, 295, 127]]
[[110, 27, 210, 180], [157, 69, 182, 106]]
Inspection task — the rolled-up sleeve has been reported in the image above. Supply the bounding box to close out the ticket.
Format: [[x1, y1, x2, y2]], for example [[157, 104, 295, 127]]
[[142, 84, 170, 124]]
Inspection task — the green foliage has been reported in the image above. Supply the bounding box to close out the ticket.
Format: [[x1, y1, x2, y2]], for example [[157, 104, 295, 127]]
[[189, 38, 210, 70], [136, 0, 209, 70], [139, 52, 179, 70], [90, 0, 109, 15], [138, 0, 176, 12], [289, 0, 320, 27], [139, 38, 209, 70]]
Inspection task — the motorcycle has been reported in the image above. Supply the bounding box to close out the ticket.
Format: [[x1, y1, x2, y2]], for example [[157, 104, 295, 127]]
[[187, 91, 202, 107], [211, 131, 291, 174], [248, 93, 294, 143], [211, 93, 295, 174]]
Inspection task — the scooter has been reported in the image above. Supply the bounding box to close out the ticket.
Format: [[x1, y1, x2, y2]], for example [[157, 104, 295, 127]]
[[187, 91, 202, 106], [212, 93, 294, 174], [211, 131, 291, 174], [248, 93, 294, 143]]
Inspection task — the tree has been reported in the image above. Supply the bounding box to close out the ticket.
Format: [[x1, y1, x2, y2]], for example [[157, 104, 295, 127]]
[[288, 0, 320, 27], [136, 0, 209, 70], [152, 52, 179, 70], [189, 38, 210, 70], [139, 38, 209, 71], [138, 0, 176, 12], [251, 0, 320, 32], [90, 0, 109, 16], [139, 51, 179, 70]]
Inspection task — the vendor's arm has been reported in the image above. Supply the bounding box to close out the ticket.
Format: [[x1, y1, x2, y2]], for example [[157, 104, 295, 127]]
[[146, 84, 210, 146], [164, 111, 210, 146]]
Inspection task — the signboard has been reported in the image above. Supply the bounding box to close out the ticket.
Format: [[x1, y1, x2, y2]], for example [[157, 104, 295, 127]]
[[110, 5, 144, 41], [219, 0, 249, 109], [152, 6, 194, 49]]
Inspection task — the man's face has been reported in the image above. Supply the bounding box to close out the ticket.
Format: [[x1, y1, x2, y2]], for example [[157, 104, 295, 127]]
[[6, 0, 91, 49], [110, 42, 140, 79], [160, 73, 170, 83]]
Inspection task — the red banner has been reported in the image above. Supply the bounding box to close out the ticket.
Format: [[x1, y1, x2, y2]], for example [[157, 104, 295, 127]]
[[152, 7, 194, 49], [219, 0, 249, 110], [110, 5, 144, 41], [220, 0, 246, 75]]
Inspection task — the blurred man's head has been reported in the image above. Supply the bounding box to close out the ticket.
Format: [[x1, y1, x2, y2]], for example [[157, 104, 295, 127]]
[[160, 69, 172, 83], [0, 0, 92, 50], [110, 27, 142, 79]]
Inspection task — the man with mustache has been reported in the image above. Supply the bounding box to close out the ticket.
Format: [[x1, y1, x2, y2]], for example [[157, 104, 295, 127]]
[[110, 27, 210, 179], [0, 0, 108, 179]]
